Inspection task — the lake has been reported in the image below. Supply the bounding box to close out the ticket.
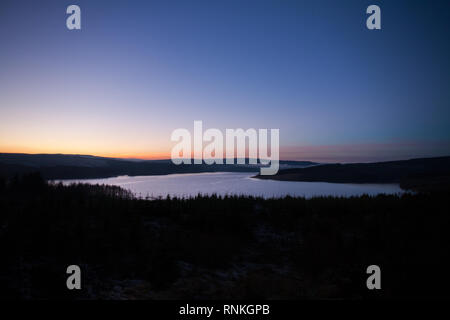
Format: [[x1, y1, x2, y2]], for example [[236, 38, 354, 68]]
[[59, 172, 404, 199]]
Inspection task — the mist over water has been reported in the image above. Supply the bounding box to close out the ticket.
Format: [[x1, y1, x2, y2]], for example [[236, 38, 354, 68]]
[[60, 172, 404, 199]]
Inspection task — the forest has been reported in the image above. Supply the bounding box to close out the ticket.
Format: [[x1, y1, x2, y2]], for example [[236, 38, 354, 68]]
[[1, 172, 450, 299]]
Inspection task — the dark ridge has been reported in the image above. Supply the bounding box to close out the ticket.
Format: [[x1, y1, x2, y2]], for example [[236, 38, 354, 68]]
[[0, 153, 316, 179], [255, 156, 450, 192]]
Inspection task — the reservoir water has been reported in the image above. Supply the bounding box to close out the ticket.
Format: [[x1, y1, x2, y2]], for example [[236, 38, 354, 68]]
[[59, 172, 404, 199]]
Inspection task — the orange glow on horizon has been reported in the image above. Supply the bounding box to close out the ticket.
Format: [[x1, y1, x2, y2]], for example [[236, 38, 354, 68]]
[[2, 141, 450, 163], [0, 146, 172, 161]]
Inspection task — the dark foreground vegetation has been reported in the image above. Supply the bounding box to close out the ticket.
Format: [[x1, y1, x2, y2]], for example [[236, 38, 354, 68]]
[[1, 173, 450, 299]]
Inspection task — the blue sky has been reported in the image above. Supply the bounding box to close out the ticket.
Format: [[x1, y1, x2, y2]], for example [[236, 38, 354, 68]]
[[1, 0, 449, 161]]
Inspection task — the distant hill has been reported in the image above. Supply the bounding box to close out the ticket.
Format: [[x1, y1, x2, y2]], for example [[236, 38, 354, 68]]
[[255, 156, 450, 192], [0, 153, 316, 180]]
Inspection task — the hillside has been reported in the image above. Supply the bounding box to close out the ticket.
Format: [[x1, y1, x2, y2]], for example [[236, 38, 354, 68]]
[[1, 173, 449, 299], [0, 153, 316, 179], [255, 156, 450, 192]]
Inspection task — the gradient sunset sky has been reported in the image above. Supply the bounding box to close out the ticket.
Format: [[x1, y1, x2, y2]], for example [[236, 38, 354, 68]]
[[1, 0, 449, 162]]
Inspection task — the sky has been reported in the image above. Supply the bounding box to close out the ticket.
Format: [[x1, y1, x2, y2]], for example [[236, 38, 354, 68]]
[[0, 0, 449, 162]]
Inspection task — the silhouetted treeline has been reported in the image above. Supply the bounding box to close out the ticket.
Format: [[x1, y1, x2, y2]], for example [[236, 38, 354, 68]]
[[1, 173, 450, 299]]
